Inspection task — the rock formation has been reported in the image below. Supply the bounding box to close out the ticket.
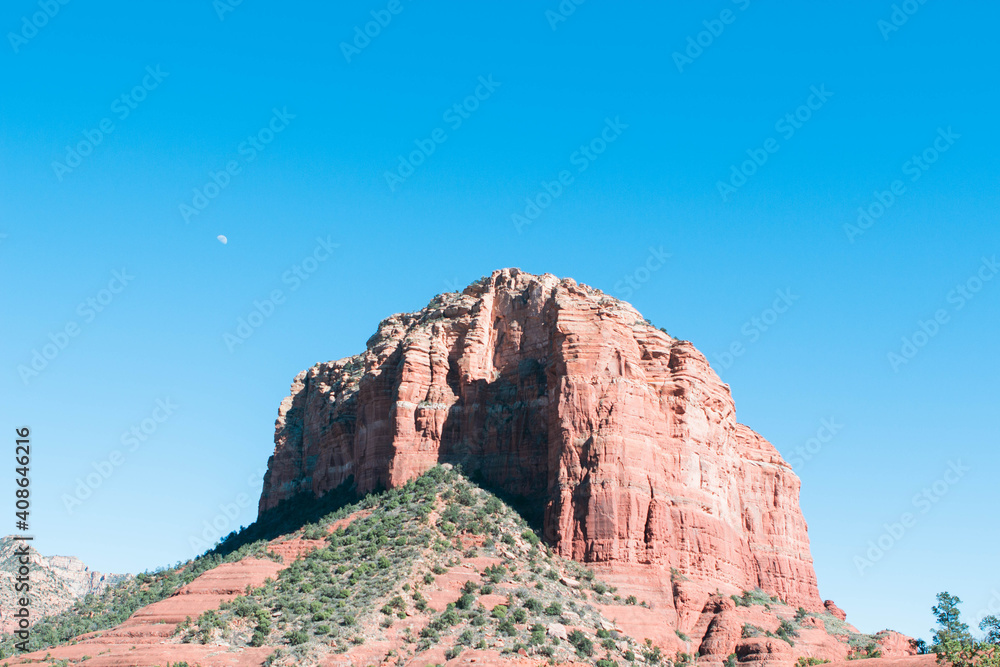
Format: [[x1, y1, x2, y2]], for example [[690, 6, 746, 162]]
[[8, 472, 923, 667], [825, 600, 849, 622], [0, 536, 129, 633], [259, 268, 824, 611]]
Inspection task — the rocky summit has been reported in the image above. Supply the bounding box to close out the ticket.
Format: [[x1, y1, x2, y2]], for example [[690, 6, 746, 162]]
[[1, 270, 929, 667], [260, 268, 821, 612]]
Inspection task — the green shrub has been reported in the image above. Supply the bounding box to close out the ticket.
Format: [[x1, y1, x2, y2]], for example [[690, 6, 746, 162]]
[[796, 658, 831, 667], [777, 619, 799, 646], [732, 588, 781, 608], [567, 630, 594, 657], [286, 630, 309, 645], [438, 608, 460, 627], [642, 641, 663, 665]]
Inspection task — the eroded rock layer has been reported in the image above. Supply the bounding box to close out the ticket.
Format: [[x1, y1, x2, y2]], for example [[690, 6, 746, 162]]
[[0, 536, 130, 633], [258, 268, 824, 610]]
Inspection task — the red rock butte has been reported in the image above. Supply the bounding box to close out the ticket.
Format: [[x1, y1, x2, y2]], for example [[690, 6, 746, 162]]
[[259, 268, 823, 611]]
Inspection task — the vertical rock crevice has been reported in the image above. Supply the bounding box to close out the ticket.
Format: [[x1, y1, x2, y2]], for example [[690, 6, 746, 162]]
[[257, 268, 825, 610]]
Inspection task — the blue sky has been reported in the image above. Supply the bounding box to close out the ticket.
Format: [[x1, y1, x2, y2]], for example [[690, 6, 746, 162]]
[[2, 0, 998, 640]]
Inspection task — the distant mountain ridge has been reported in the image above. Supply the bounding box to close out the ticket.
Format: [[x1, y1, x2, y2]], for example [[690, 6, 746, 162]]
[[0, 536, 129, 634]]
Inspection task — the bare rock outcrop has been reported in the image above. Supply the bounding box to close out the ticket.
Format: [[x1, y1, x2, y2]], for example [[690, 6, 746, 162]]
[[0, 536, 129, 633], [259, 269, 824, 610]]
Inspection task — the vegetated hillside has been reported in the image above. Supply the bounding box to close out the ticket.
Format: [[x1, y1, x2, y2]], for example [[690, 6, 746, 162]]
[[0, 537, 130, 634], [0, 538, 277, 659], [2, 466, 920, 667]]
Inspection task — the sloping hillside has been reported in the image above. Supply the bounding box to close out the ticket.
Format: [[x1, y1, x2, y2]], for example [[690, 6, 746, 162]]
[[0, 467, 928, 667], [0, 537, 129, 634]]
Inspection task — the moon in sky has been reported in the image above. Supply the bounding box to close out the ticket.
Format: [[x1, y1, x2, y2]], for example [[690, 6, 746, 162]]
[[217, 235, 228, 244]]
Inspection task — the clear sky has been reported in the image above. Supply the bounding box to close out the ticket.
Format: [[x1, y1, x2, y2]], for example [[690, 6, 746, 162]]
[[1, 0, 997, 641]]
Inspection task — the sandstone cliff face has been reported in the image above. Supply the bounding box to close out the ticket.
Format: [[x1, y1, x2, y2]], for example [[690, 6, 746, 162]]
[[0, 536, 129, 632], [259, 268, 824, 610]]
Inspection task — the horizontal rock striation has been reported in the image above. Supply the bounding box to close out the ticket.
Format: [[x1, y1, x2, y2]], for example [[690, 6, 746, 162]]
[[258, 268, 824, 610]]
